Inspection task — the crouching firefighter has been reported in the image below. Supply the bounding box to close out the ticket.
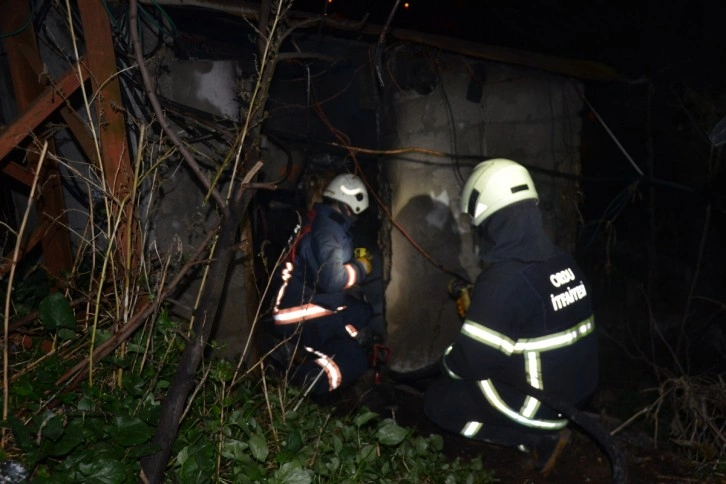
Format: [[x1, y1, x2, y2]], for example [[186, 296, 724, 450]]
[[269, 173, 376, 396], [424, 159, 599, 475]]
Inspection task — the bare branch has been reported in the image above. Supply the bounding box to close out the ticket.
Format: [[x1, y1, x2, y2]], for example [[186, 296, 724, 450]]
[[129, 0, 226, 209]]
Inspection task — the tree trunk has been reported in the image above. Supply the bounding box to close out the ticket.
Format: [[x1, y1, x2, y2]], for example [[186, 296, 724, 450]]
[[140, 197, 251, 483]]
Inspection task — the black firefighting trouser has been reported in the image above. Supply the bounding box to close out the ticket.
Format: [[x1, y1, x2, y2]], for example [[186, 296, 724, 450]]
[[423, 377, 560, 449], [275, 296, 372, 396]]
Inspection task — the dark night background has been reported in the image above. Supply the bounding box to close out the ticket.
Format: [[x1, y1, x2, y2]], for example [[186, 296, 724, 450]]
[[288, 0, 726, 366]]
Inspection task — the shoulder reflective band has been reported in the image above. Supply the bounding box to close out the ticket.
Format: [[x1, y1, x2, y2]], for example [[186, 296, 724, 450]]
[[460, 316, 595, 355], [479, 379, 568, 430], [461, 421, 483, 438]]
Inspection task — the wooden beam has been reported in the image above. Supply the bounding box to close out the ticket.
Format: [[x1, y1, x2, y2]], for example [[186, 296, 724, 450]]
[[14, 40, 100, 167], [0, 62, 88, 162], [76, 0, 139, 271], [0, 161, 34, 186], [1, 1, 76, 278]]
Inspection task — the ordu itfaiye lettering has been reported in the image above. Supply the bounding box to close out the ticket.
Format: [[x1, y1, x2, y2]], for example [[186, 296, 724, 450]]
[[549, 268, 587, 311]]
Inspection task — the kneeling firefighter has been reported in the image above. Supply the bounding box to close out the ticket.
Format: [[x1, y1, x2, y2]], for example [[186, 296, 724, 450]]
[[270, 173, 377, 396], [424, 159, 599, 474]]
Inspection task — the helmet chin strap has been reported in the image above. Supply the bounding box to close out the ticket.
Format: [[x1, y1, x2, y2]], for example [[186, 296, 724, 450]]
[[330, 200, 357, 226]]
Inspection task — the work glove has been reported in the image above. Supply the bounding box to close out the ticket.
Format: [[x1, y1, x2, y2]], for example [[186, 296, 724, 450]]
[[455, 292, 471, 319], [354, 247, 373, 275], [448, 278, 473, 319]]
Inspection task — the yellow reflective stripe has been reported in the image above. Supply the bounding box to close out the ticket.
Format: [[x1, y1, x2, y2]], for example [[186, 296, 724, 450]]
[[461, 322, 516, 355], [479, 380, 567, 430], [442, 345, 462, 379], [461, 316, 595, 354], [521, 351, 542, 418], [513, 317, 595, 352], [461, 421, 482, 438], [525, 351, 542, 388]]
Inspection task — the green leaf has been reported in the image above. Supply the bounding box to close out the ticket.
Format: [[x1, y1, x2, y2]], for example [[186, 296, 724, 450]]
[[429, 433, 444, 451], [38, 293, 76, 330], [110, 416, 154, 446], [5, 415, 34, 451], [177, 441, 215, 484], [285, 429, 303, 453], [57, 328, 76, 341], [211, 360, 234, 383], [354, 411, 379, 427], [121, 373, 146, 397], [78, 458, 128, 482], [248, 433, 269, 462], [11, 377, 40, 399], [275, 449, 299, 465], [376, 422, 408, 446], [42, 414, 65, 442], [49, 419, 86, 457], [357, 444, 376, 463], [221, 438, 250, 462], [332, 435, 343, 455], [76, 395, 94, 412], [272, 461, 313, 484]]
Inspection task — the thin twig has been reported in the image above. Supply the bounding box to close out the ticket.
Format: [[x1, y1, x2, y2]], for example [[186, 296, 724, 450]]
[[3, 141, 49, 442], [128, 0, 225, 209]]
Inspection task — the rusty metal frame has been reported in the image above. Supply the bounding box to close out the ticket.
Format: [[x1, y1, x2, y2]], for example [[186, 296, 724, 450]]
[[0, 0, 138, 278]]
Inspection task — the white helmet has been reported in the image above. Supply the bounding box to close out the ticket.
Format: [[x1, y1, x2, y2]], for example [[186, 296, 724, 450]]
[[323, 173, 369, 214], [460, 158, 539, 226]]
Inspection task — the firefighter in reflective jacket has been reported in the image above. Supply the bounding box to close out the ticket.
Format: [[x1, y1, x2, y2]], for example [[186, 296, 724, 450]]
[[424, 159, 599, 474], [271, 173, 374, 396]]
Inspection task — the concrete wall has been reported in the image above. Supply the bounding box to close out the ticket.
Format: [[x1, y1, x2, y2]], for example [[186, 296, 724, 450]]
[[151, 55, 250, 360], [382, 55, 583, 371]]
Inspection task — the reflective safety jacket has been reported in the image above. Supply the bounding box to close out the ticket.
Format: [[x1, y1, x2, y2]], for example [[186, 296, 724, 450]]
[[272, 203, 368, 327], [443, 202, 599, 433]]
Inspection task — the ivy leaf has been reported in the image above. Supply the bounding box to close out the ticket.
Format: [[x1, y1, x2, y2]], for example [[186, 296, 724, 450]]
[[5, 415, 33, 451], [285, 429, 303, 453], [354, 411, 379, 428], [110, 416, 154, 446], [221, 438, 250, 462], [42, 414, 64, 442], [248, 433, 269, 462], [49, 419, 86, 457], [272, 461, 313, 484], [376, 422, 408, 446], [38, 293, 76, 330], [358, 444, 376, 463], [78, 458, 128, 482]]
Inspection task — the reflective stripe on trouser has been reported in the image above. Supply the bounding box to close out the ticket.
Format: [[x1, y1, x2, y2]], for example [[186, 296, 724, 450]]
[[272, 303, 337, 324], [305, 346, 342, 391]]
